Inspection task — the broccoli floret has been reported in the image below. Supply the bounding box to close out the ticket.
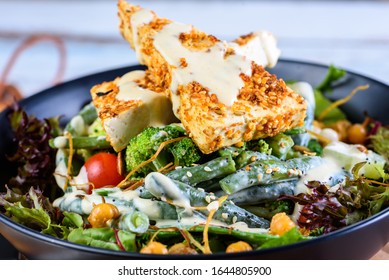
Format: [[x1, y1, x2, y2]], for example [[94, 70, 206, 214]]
[[125, 124, 186, 178], [257, 139, 272, 155], [88, 118, 105, 137], [169, 137, 202, 167]]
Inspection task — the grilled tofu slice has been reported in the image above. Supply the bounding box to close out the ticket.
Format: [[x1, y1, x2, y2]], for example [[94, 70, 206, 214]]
[[117, 0, 306, 154], [91, 70, 177, 152], [229, 31, 281, 68]]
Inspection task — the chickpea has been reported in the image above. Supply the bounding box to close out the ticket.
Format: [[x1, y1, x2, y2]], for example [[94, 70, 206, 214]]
[[347, 123, 367, 144], [140, 241, 168, 254], [270, 212, 296, 236], [87, 203, 120, 228], [328, 120, 351, 142], [226, 241, 252, 253], [168, 243, 198, 255]]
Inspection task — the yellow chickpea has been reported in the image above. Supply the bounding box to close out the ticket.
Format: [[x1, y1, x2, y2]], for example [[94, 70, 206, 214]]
[[347, 123, 367, 144], [168, 243, 198, 255], [140, 241, 168, 254], [328, 120, 351, 142], [270, 212, 296, 236], [87, 203, 120, 228], [225, 241, 252, 253]]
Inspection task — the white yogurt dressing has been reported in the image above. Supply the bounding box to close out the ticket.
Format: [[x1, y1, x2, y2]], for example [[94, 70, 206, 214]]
[[153, 22, 252, 115], [291, 156, 343, 223], [294, 157, 343, 195], [144, 172, 193, 214], [67, 115, 87, 135], [130, 8, 154, 64]]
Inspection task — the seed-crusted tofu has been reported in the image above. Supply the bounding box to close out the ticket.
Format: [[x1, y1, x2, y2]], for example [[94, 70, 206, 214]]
[[229, 32, 281, 68], [117, 0, 306, 154], [90, 70, 177, 152]]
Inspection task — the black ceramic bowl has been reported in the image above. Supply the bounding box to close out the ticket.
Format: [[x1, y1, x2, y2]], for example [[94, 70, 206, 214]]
[[1, 60, 388, 259]]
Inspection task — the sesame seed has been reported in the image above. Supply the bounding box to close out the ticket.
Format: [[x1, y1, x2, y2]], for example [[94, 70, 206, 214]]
[[204, 166, 212, 172], [257, 173, 263, 181], [207, 201, 220, 211], [232, 216, 238, 223], [265, 168, 273, 174], [205, 196, 211, 203], [186, 171, 193, 177], [222, 213, 229, 220]]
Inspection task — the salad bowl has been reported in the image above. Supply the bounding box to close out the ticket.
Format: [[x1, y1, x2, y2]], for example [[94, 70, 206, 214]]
[[0, 60, 388, 259]]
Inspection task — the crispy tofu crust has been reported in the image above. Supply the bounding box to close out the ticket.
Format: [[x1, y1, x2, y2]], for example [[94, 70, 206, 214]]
[[117, 0, 306, 154], [91, 78, 141, 119]]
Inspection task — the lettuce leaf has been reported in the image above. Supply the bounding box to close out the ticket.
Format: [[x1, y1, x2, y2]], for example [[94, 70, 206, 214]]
[[314, 65, 347, 124], [370, 126, 389, 162], [6, 105, 61, 195]]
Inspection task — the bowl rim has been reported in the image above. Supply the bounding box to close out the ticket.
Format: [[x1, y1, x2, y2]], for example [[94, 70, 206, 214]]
[[1, 58, 389, 259]]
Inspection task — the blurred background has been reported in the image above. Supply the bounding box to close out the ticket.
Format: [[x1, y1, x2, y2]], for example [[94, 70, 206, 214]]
[[1, 0, 389, 100]]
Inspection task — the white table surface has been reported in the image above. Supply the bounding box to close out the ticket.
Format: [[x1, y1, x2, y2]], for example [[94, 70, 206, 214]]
[[1, 0, 389, 96]]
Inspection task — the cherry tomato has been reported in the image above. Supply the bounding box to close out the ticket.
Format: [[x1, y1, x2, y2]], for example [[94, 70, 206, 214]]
[[84, 152, 124, 192]]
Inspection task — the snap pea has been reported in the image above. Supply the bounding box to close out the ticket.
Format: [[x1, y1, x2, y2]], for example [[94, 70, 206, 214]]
[[166, 155, 236, 186], [219, 156, 323, 194], [144, 172, 270, 228]]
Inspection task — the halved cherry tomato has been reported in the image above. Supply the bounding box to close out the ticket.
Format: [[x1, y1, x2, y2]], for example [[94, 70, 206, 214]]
[[84, 152, 124, 193]]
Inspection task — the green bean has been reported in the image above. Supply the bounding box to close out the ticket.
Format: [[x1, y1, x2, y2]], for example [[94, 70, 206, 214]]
[[49, 136, 111, 150], [266, 134, 294, 160], [144, 172, 270, 228], [220, 156, 323, 194], [217, 180, 297, 206], [235, 151, 277, 169], [217, 146, 245, 158], [54, 187, 179, 220], [65, 102, 98, 136], [166, 155, 236, 186], [195, 178, 222, 192], [145, 225, 278, 248], [242, 200, 294, 220]]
